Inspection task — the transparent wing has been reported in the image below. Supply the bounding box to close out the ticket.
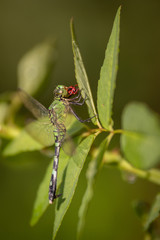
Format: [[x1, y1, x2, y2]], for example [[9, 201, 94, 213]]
[[25, 114, 84, 149], [18, 88, 49, 119], [26, 116, 55, 147], [26, 118, 76, 154], [62, 133, 76, 156], [61, 114, 84, 156]]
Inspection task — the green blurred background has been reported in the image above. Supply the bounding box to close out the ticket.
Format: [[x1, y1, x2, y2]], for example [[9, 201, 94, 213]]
[[0, 0, 160, 239]]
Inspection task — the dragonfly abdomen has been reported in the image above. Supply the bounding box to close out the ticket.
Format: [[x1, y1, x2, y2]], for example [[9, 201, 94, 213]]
[[49, 135, 61, 204]]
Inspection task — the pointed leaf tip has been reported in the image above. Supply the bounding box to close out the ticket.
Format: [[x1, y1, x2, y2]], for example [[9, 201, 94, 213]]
[[70, 21, 101, 127], [97, 7, 121, 129]]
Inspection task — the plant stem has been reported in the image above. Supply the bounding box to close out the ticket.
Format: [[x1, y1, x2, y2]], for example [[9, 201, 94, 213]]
[[112, 129, 124, 134], [102, 151, 160, 186]]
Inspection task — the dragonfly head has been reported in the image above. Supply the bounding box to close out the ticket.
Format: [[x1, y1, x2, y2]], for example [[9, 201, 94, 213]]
[[54, 84, 79, 98], [54, 85, 68, 98]]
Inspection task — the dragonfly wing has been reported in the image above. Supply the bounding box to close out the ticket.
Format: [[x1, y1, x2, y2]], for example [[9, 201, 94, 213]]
[[24, 113, 84, 150], [26, 117, 55, 147], [61, 134, 76, 156], [58, 114, 84, 156], [18, 88, 49, 119], [26, 119, 75, 153]]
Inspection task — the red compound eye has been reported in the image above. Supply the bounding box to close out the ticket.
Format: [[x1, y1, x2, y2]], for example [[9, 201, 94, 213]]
[[67, 84, 79, 96]]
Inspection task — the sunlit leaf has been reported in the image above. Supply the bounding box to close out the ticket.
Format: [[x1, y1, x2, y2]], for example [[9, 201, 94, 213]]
[[0, 124, 20, 139], [144, 193, 160, 230], [18, 39, 57, 95], [53, 134, 96, 239], [77, 137, 108, 239], [30, 150, 70, 226], [121, 102, 160, 169], [97, 7, 121, 129], [3, 129, 43, 156], [70, 19, 100, 127]]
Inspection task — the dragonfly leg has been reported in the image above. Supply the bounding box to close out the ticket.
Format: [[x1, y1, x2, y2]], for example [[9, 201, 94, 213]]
[[67, 91, 82, 101], [69, 106, 96, 123], [71, 94, 83, 103], [66, 92, 83, 104], [69, 93, 87, 106]]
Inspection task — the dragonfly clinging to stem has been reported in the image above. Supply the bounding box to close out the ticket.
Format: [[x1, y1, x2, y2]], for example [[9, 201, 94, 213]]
[[18, 84, 95, 204]]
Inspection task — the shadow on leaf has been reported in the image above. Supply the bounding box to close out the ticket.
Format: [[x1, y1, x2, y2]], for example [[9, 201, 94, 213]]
[[56, 166, 67, 210]]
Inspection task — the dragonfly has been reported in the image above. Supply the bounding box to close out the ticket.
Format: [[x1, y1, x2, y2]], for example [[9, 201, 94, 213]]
[[18, 85, 94, 204]]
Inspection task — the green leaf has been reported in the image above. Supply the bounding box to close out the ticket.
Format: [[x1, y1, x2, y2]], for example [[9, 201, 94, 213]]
[[53, 134, 96, 239], [144, 193, 160, 230], [30, 150, 70, 226], [70, 19, 100, 127], [121, 102, 160, 169], [18, 39, 57, 95], [3, 129, 43, 156], [97, 7, 121, 129], [77, 137, 108, 239], [0, 124, 20, 139]]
